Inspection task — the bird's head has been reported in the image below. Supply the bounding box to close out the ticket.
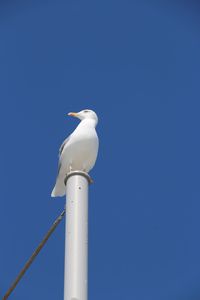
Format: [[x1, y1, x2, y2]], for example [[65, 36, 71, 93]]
[[68, 109, 98, 124]]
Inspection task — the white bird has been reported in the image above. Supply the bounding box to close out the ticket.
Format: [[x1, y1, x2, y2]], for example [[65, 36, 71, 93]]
[[51, 109, 99, 197]]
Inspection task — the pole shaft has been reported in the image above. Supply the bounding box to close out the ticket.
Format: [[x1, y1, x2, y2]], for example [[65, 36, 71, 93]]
[[64, 174, 89, 300]]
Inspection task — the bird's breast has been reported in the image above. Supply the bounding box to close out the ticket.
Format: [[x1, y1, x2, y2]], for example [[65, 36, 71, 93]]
[[61, 129, 99, 172]]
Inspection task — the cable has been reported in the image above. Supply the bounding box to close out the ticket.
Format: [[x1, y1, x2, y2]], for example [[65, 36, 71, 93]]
[[3, 208, 66, 300]]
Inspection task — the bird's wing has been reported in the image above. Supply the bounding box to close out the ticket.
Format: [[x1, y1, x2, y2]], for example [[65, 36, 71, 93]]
[[57, 135, 71, 174], [59, 135, 71, 157]]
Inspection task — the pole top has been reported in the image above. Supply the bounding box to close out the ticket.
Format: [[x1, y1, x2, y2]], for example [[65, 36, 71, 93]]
[[64, 171, 93, 186]]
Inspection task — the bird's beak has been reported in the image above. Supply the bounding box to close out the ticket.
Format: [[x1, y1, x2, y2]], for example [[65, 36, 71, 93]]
[[68, 112, 78, 118]]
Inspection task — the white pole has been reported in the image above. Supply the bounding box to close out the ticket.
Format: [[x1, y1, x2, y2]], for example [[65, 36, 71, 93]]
[[64, 171, 91, 300]]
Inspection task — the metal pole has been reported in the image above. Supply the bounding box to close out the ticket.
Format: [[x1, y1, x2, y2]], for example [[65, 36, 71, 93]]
[[64, 171, 91, 300]]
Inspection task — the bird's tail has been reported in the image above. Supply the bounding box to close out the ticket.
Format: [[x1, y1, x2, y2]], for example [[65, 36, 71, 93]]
[[51, 179, 66, 197]]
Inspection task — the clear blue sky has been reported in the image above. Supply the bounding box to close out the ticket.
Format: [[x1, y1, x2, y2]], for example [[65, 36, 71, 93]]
[[1, 0, 200, 299]]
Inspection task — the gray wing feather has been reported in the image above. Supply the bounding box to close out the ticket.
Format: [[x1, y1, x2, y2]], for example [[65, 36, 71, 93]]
[[57, 135, 70, 175], [59, 135, 70, 157]]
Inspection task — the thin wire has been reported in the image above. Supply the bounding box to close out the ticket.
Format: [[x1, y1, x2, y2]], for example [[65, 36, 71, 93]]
[[3, 208, 66, 300]]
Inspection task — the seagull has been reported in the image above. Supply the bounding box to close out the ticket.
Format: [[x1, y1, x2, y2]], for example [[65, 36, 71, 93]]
[[51, 109, 99, 197]]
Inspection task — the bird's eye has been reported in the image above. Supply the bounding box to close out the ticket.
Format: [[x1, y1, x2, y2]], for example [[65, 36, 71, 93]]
[[84, 110, 90, 113]]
